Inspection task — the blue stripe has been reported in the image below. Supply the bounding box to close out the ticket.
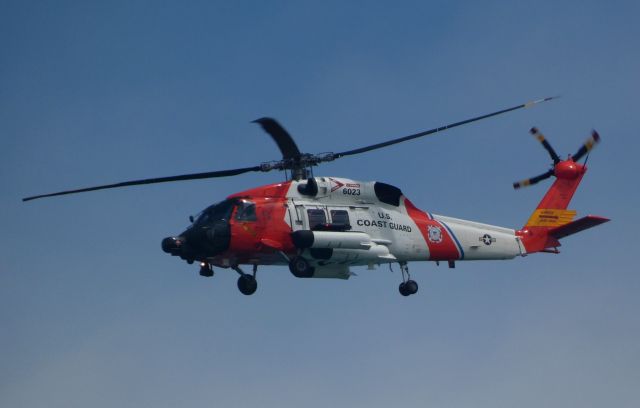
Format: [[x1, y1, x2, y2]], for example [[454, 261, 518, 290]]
[[440, 221, 465, 260]]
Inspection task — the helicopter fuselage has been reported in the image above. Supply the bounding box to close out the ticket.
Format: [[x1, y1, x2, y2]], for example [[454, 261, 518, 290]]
[[162, 177, 524, 279]]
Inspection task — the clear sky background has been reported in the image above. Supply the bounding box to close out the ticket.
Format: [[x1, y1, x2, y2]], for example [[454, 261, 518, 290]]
[[1, 1, 639, 407]]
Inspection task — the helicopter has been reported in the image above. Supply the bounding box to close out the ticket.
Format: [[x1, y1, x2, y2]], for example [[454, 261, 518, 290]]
[[23, 97, 609, 296]]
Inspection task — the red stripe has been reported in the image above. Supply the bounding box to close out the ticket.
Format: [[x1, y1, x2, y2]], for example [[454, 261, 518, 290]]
[[404, 198, 460, 261]]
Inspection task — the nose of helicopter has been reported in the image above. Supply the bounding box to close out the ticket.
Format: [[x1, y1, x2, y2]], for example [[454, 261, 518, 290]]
[[161, 235, 199, 263], [162, 236, 193, 257], [162, 223, 231, 263], [161, 236, 181, 253]]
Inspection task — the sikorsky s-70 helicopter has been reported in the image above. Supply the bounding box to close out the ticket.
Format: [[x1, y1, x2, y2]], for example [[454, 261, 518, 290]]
[[24, 97, 609, 296]]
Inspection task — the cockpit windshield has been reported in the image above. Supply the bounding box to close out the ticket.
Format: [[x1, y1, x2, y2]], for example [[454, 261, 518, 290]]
[[192, 199, 235, 227]]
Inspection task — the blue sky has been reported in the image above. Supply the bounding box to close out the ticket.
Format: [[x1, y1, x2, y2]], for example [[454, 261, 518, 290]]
[[1, 1, 639, 407]]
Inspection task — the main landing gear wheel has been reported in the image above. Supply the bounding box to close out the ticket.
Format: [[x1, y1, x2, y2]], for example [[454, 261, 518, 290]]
[[237, 274, 257, 296], [289, 255, 315, 278]]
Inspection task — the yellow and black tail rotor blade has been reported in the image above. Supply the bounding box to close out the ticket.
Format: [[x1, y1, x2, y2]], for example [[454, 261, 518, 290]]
[[513, 169, 555, 189], [530, 127, 560, 164], [573, 130, 601, 162]]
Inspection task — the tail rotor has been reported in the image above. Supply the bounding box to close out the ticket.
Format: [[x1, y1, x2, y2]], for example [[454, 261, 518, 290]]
[[513, 128, 601, 190], [530, 127, 560, 164], [513, 169, 554, 189], [572, 130, 601, 162]]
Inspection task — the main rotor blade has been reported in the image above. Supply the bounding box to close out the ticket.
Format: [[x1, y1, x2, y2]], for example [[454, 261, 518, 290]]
[[22, 165, 262, 202], [252, 117, 301, 160], [530, 127, 560, 164], [334, 97, 556, 158], [573, 130, 600, 162], [513, 169, 554, 189]]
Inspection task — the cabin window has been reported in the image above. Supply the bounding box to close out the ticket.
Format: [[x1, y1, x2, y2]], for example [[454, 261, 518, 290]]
[[330, 210, 350, 228], [235, 200, 257, 221], [307, 209, 326, 230]]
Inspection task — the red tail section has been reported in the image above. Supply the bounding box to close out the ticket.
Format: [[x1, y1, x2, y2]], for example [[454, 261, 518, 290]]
[[516, 160, 609, 254]]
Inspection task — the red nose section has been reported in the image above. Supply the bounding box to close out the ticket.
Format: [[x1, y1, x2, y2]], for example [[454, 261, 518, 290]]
[[554, 160, 584, 179]]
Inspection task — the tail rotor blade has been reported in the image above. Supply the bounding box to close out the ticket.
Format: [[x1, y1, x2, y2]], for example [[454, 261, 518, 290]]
[[530, 127, 560, 163], [513, 169, 554, 189], [573, 130, 601, 162]]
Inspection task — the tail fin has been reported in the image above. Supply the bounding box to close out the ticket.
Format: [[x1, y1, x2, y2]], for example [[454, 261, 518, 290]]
[[517, 161, 609, 254], [524, 161, 585, 229]]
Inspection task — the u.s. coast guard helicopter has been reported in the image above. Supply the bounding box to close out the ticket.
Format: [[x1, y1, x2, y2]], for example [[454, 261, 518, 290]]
[[23, 97, 608, 296]]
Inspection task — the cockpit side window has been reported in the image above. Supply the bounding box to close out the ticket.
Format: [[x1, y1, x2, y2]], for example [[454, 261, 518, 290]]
[[235, 200, 257, 221]]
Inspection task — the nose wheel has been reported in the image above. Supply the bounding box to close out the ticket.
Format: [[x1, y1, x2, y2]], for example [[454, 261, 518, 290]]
[[398, 262, 418, 296]]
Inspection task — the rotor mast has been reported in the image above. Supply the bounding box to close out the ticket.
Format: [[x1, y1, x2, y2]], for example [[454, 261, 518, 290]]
[[291, 162, 308, 181]]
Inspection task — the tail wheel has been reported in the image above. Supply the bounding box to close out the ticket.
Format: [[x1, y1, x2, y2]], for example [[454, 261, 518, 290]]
[[289, 256, 315, 278], [404, 280, 418, 295], [398, 280, 418, 296]]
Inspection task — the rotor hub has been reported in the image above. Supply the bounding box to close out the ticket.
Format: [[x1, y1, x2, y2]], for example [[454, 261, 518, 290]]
[[554, 160, 583, 180]]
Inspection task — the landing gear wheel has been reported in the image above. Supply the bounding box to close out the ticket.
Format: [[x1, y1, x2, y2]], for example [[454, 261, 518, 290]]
[[289, 256, 315, 278], [397, 262, 418, 296], [237, 275, 257, 295], [404, 279, 418, 295]]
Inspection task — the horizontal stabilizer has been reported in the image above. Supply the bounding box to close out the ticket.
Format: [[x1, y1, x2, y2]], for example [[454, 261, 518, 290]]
[[548, 215, 610, 239]]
